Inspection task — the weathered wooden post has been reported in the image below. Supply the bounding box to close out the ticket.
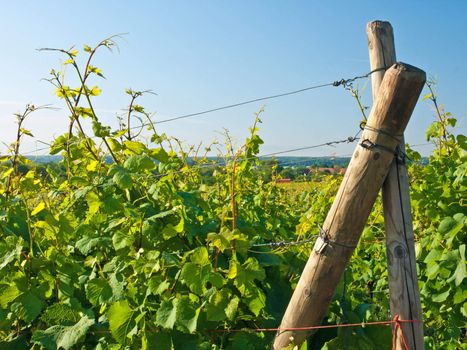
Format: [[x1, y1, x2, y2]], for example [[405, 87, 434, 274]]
[[367, 20, 425, 349], [273, 63, 425, 350]]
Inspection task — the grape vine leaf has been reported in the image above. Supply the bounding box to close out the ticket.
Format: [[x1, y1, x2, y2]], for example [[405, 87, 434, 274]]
[[124, 154, 155, 172], [31, 314, 94, 350], [155, 299, 178, 329], [86, 278, 113, 306], [108, 300, 136, 344]]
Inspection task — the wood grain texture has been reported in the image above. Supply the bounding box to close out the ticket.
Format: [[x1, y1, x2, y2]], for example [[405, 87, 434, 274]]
[[367, 20, 425, 350], [273, 63, 426, 350], [367, 21, 397, 101]]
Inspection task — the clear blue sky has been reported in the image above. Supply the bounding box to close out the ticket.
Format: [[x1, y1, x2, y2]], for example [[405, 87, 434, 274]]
[[1, 1, 466, 157]]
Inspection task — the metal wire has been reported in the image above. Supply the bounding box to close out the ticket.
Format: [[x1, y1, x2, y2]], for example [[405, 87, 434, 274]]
[[131, 67, 387, 128], [148, 133, 360, 180], [17, 68, 385, 156]]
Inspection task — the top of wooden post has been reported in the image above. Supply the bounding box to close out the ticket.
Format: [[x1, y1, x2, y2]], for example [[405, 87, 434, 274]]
[[389, 62, 425, 80], [367, 20, 393, 32], [367, 21, 397, 101], [369, 62, 426, 136]]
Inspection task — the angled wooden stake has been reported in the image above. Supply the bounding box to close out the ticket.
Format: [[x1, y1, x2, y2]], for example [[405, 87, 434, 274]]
[[273, 63, 425, 350], [367, 20, 425, 350]]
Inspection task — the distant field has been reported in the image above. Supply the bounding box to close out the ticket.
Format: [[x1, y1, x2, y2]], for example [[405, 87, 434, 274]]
[[276, 181, 313, 192], [276, 179, 324, 197]]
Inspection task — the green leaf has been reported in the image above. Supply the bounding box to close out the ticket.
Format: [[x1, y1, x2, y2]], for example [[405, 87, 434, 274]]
[[448, 245, 466, 286], [90, 86, 102, 96], [230, 257, 265, 295], [155, 299, 178, 329], [69, 176, 89, 186], [108, 271, 125, 301], [149, 147, 169, 163], [438, 216, 463, 236], [207, 231, 231, 252], [147, 276, 170, 296], [207, 272, 224, 289], [108, 137, 122, 152], [457, 134, 467, 150], [176, 297, 199, 333], [108, 300, 136, 344], [225, 296, 240, 321], [14, 292, 44, 322], [40, 303, 81, 326], [0, 283, 22, 308], [85, 192, 101, 215], [102, 194, 123, 213], [162, 223, 181, 239], [252, 251, 281, 266], [453, 288, 467, 305], [426, 262, 440, 280], [124, 154, 155, 172], [31, 314, 94, 350], [124, 140, 147, 155], [112, 230, 134, 251], [190, 247, 210, 266], [242, 258, 266, 281], [48, 134, 68, 154], [432, 289, 450, 303], [113, 169, 132, 190], [181, 263, 212, 295], [75, 236, 111, 255], [422, 92, 433, 101], [245, 288, 266, 316], [86, 278, 113, 306], [424, 249, 441, 264], [146, 208, 177, 221], [206, 289, 230, 322], [447, 117, 457, 127], [0, 236, 23, 270], [92, 120, 110, 137], [74, 107, 94, 118], [31, 202, 46, 216], [20, 128, 34, 137], [462, 302, 467, 318]]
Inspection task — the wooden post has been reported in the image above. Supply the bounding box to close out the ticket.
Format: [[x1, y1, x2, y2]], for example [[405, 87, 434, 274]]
[[367, 20, 425, 349], [273, 63, 425, 350]]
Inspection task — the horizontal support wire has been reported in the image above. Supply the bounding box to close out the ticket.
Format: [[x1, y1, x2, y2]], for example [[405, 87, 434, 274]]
[[16, 68, 386, 156], [249, 237, 315, 248], [148, 133, 361, 180], [141, 222, 387, 262]]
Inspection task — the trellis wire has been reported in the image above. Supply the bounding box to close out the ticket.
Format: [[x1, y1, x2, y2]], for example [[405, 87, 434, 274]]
[[15, 67, 385, 156]]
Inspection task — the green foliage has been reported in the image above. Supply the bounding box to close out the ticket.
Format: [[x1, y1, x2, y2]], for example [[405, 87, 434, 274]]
[[31, 314, 95, 350], [406, 94, 467, 348], [0, 42, 465, 350]]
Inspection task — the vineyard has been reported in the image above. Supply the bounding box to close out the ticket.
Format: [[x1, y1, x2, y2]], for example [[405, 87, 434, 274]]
[[0, 38, 466, 350]]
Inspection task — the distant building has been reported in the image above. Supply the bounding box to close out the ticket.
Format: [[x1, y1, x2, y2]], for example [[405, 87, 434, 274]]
[[276, 178, 292, 183]]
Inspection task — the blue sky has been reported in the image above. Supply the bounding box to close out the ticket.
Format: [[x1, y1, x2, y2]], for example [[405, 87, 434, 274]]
[[1, 1, 466, 157]]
